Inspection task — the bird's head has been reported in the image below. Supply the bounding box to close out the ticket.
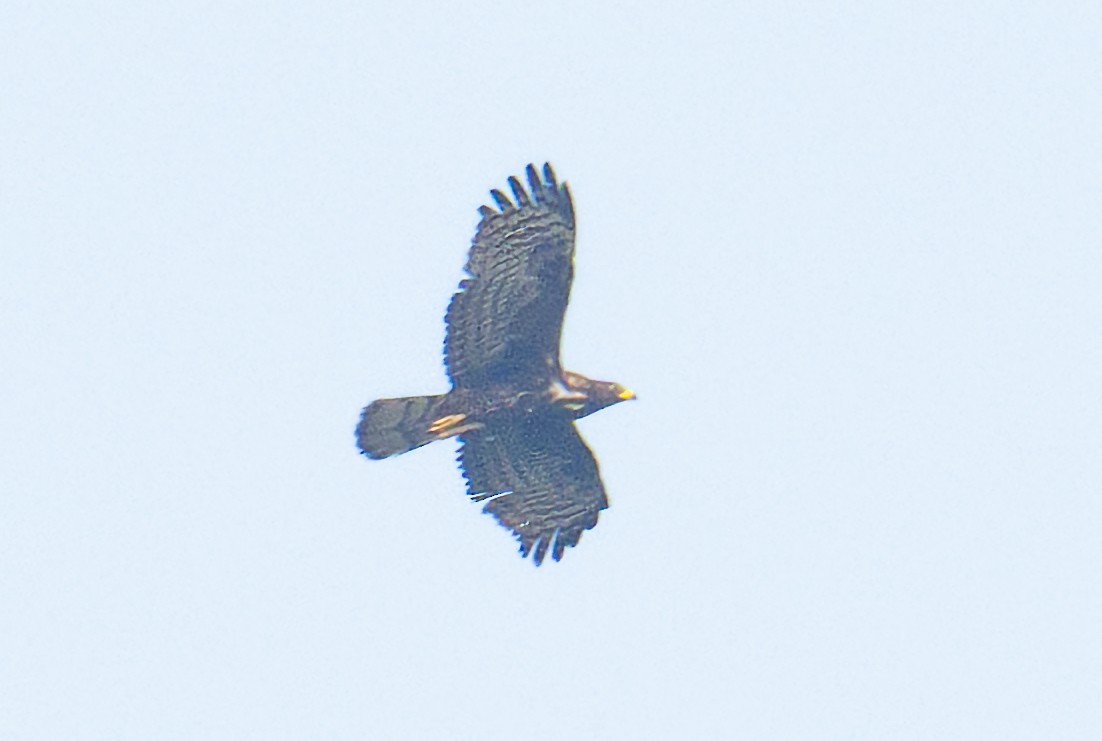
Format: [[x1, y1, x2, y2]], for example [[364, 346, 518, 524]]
[[562, 371, 636, 419]]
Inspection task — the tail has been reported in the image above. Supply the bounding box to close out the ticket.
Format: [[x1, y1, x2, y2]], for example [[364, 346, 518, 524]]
[[356, 394, 452, 459]]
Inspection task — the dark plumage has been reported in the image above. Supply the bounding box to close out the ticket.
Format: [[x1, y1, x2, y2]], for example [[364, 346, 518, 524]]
[[356, 164, 634, 564]]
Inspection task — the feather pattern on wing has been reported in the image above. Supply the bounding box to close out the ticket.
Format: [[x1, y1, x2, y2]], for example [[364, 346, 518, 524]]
[[458, 408, 609, 564], [444, 164, 576, 390]]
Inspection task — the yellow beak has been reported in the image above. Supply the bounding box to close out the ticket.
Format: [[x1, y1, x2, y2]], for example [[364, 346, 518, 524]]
[[618, 388, 636, 401]]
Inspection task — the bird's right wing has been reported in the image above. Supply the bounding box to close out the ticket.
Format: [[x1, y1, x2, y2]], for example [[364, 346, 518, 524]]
[[457, 409, 608, 565], [444, 163, 576, 390]]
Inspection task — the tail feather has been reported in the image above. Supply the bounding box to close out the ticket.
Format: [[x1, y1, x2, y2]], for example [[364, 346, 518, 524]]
[[356, 395, 450, 459]]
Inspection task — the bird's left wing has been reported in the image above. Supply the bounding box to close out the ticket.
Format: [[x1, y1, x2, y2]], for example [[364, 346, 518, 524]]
[[458, 409, 609, 565]]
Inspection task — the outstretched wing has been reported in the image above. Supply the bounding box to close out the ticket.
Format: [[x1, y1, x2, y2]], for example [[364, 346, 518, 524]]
[[458, 409, 609, 565], [444, 163, 576, 390]]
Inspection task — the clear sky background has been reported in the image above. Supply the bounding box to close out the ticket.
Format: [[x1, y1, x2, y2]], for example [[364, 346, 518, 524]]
[[2, 2, 1100, 739]]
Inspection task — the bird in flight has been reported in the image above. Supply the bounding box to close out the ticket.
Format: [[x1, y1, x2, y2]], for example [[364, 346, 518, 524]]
[[356, 163, 634, 564]]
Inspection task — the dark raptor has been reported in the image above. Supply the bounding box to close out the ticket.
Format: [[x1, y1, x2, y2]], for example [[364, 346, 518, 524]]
[[356, 163, 634, 564]]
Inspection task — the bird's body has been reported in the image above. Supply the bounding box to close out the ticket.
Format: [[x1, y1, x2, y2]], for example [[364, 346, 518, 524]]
[[356, 164, 633, 564]]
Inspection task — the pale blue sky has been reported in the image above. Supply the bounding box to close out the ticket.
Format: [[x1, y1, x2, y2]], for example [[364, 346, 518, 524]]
[[2, 2, 1100, 739]]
